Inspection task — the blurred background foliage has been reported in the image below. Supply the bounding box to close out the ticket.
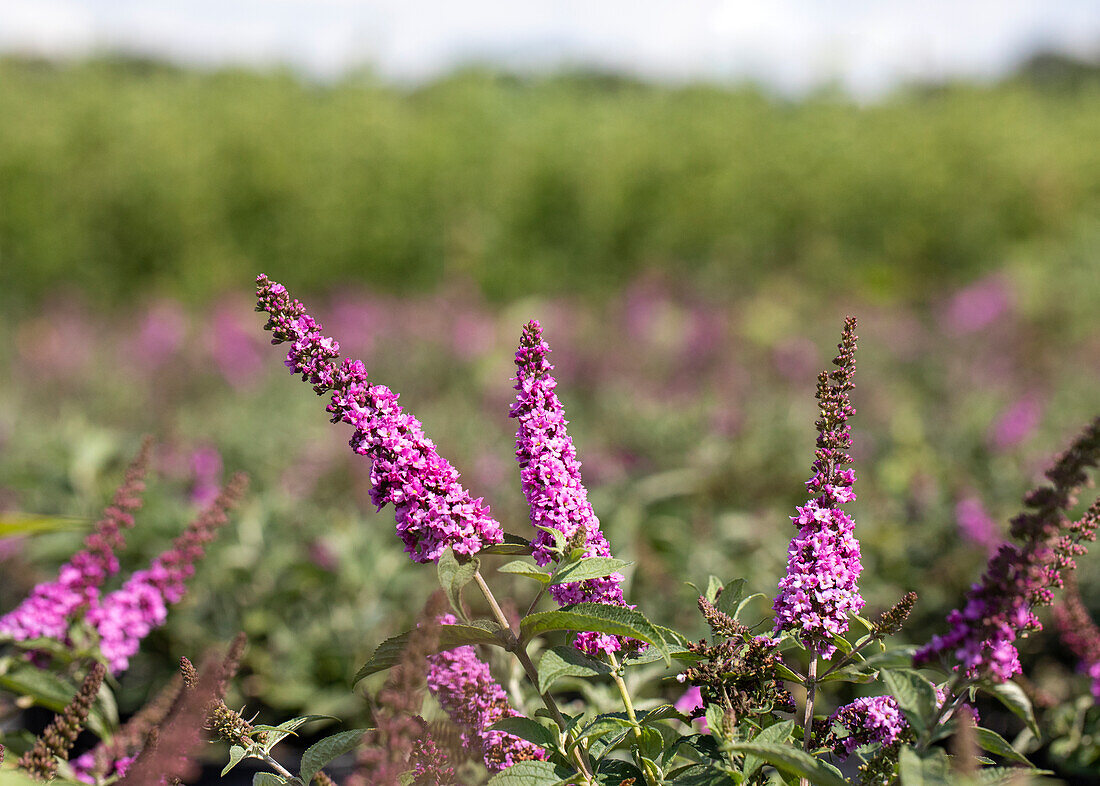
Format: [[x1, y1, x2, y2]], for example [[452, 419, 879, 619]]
[[1, 54, 1100, 777]]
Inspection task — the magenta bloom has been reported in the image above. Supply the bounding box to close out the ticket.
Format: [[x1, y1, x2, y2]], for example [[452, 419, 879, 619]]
[[426, 615, 547, 772], [71, 752, 135, 783], [256, 275, 503, 563], [510, 320, 636, 654], [0, 441, 149, 644], [772, 318, 864, 658], [674, 685, 709, 733], [916, 421, 1100, 682], [956, 496, 1001, 552], [826, 696, 907, 758], [88, 474, 246, 673], [988, 395, 1043, 452]]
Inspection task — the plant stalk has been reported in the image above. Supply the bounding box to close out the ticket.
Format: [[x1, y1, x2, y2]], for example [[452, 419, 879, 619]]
[[473, 568, 595, 783], [800, 657, 818, 786]]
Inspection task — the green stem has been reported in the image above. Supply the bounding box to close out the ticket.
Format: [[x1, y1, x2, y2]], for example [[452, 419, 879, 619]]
[[800, 657, 818, 786], [608, 651, 659, 786], [473, 569, 595, 784]]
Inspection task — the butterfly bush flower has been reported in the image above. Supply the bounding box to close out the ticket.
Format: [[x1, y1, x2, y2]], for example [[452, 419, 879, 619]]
[[0, 440, 150, 643], [426, 615, 547, 772], [826, 696, 907, 759], [772, 317, 864, 658], [956, 496, 1001, 552], [915, 419, 1100, 681], [511, 320, 637, 654], [88, 474, 247, 673], [256, 275, 503, 563]]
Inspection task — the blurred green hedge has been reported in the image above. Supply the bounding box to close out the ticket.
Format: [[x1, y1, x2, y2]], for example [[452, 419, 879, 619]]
[[2, 57, 1100, 308]]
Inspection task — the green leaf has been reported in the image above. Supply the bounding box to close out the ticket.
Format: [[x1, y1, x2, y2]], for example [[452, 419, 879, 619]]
[[537, 645, 612, 693], [819, 665, 877, 684], [479, 534, 533, 556], [255, 715, 340, 751], [520, 603, 670, 664], [498, 560, 552, 584], [486, 759, 573, 785], [982, 681, 1040, 737], [0, 513, 86, 537], [299, 729, 367, 784], [222, 745, 249, 776], [722, 742, 846, 786], [742, 720, 794, 779], [705, 575, 723, 602], [881, 670, 939, 733], [354, 622, 504, 682], [551, 557, 631, 586], [733, 593, 767, 622], [490, 717, 558, 750], [897, 747, 951, 786], [830, 634, 854, 655], [437, 548, 479, 616], [574, 713, 635, 744], [596, 759, 646, 784], [773, 661, 803, 683], [253, 774, 288, 786], [714, 578, 745, 616], [972, 726, 1033, 766]]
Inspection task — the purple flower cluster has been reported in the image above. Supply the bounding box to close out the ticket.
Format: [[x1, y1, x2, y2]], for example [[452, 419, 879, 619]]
[[0, 441, 150, 643], [772, 318, 864, 658], [956, 496, 1001, 552], [826, 696, 907, 758], [426, 615, 547, 772], [915, 420, 1100, 682], [88, 474, 247, 673], [256, 275, 504, 563], [510, 320, 635, 655], [71, 752, 135, 783]]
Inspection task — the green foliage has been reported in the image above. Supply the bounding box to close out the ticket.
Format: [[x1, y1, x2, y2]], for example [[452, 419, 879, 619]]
[[3, 59, 1100, 310]]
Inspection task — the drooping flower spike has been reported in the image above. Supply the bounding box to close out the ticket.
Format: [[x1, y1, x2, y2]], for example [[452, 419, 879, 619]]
[[426, 615, 548, 772], [1053, 574, 1100, 703], [256, 274, 504, 563], [772, 317, 864, 658], [915, 420, 1100, 682], [510, 319, 638, 654], [88, 473, 248, 674], [17, 662, 107, 780], [0, 438, 151, 644]]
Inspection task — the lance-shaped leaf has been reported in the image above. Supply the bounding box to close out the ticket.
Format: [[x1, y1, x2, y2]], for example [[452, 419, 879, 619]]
[[486, 760, 573, 785], [520, 603, 670, 663], [354, 621, 504, 682], [550, 557, 631, 586], [537, 645, 612, 693], [299, 729, 367, 784], [722, 742, 846, 786]]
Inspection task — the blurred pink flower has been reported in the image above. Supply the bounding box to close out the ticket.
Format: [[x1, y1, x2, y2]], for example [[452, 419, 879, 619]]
[[189, 446, 223, 507], [955, 496, 1001, 551], [674, 685, 709, 732], [130, 300, 187, 369], [944, 275, 1013, 335], [208, 302, 265, 390], [988, 395, 1043, 451]]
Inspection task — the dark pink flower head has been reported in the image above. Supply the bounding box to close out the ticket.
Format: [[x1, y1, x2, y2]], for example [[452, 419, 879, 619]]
[[427, 615, 547, 772], [510, 320, 638, 655], [916, 419, 1100, 682], [956, 496, 1001, 552], [988, 395, 1043, 452], [0, 439, 151, 644], [772, 318, 865, 658], [943, 274, 1013, 335], [256, 275, 504, 563], [826, 696, 908, 759], [89, 474, 247, 674]]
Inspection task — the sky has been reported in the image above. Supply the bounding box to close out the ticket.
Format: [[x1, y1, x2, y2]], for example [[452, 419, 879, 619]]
[[2, 1, 1099, 96]]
